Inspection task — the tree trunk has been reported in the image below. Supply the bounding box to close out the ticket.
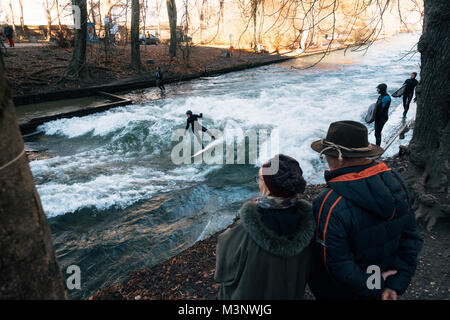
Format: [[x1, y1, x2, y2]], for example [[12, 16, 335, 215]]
[[199, 0, 207, 42], [68, 0, 88, 80], [45, 0, 53, 41], [167, 0, 177, 58], [405, 0, 450, 230], [55, 0, 63, 33], [251, 0, 257, 47], [131, 0, 141, 71], [18, 0, 25, 38], [8, 1, 16, 33], [0, 54, 67, 299]]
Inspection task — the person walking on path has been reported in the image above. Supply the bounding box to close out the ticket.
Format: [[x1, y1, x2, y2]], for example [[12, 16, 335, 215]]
[[374, 83, 391, 146], [155, 66, 165, 92], [215, 154, 315, 299], [309, 120, 422, 300], [4, 24, 14, 48], [402, 72, 419, 118]]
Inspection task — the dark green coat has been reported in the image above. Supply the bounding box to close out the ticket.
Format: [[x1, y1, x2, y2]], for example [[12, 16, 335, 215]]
[[214, 199, 315, 300]]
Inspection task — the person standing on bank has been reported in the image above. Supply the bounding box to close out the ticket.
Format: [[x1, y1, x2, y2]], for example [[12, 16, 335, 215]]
[[155, 66, 165, 92], [309, 121, 422, 300], [374, 83, 391, 146], [402, 72, 419, 118], [4, 24, 14, 48], [215, 154, 315, 299]]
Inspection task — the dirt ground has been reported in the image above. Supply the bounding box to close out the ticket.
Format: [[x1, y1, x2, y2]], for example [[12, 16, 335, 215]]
[[92, 157, 450, 300], [3, 43, 286, 97]]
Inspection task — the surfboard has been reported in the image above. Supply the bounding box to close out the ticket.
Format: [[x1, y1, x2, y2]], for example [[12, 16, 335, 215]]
[[365, 103, 376, 123], [191, 137, 223, 158], [392, 85, 406, 97]]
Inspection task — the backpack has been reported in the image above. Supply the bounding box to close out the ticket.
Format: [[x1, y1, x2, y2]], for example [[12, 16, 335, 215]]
[[365, 103, 376, 123]]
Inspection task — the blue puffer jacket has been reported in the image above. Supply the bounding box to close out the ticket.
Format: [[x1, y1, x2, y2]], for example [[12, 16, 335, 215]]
[[308, 161, 423, 300]]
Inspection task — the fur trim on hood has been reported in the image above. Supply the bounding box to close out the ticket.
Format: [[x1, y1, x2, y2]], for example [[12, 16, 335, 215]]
[[240, 200, 315, 257]]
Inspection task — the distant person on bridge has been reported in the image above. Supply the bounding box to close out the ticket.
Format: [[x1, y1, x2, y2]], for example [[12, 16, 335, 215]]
[[374, 83, 391, 146], [184, 110, 215, 148], [155, 66, 165, 92], [4, 24, 14, 48], [402, 72, 418, 118]]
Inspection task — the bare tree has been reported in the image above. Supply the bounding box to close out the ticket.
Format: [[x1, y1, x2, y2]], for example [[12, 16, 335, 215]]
[[180, 0, 191, 68], [45, 0, 56, 41], [405, 0, 450, 230], [0, 54, 67, 300], [18, 0, 25, 38], [131, 0, 142, 70], [68, 0, 88, 80], [8, 1, 16, 33], [167, 0, 177, 58]]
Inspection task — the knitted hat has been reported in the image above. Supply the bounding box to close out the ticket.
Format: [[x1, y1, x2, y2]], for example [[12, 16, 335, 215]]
[[261, 154, 306, 197]]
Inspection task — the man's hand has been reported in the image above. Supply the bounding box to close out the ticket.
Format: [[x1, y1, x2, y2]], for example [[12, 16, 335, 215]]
[[381, 288, 397, 300], [382, 270, 397, 281], [381, 270, 398, 300]]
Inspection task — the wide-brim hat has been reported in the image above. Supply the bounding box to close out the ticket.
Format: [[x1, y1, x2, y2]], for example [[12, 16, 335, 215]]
[[311, 120, 384, 159]]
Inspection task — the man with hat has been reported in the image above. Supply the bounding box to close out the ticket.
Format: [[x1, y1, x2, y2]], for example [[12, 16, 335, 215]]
[[309, 120, 422, 300]]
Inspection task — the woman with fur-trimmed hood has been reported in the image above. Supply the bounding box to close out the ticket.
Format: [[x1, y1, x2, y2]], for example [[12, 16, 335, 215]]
[[214, 154, 315, 299]]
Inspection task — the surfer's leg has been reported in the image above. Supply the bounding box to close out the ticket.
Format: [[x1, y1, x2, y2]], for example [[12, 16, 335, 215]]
[[375, 121, 382, 146], [375, 118, 386, 146], [403, 93, 412, 117], [407, 93, 413, 115], [377, 118, 387, 146], [201, 126, 215, 140], [194, 131, 203, 148], [402, 94, 408, 117]]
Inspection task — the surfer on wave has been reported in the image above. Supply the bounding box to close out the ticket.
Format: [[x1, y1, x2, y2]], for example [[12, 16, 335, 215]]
[[184, 110, 216, 148]]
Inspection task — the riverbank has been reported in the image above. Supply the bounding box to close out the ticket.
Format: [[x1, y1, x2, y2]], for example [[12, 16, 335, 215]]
[[6, 43, 344, 105], [92, 155, 450, 300]]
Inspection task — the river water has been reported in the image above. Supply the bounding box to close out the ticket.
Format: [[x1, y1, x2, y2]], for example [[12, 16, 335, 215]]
[[24, 33, 420, 299]]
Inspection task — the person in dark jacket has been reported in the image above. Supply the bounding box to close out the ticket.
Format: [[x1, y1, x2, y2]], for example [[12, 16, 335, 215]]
[[184, 110, 215, 148], [215, 154, 315, 299], [309, 121, 423, 300], [374, 83, 391, 146], [4, 24, 14, 48], [402, 72, 419, 118], [155, 66, 165, 92]]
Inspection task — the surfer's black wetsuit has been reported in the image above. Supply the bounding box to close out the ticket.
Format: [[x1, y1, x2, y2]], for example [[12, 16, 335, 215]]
[[374, 85, 391, 146], [185, 113, 215, 147], [402, 78, 418, 117], [185, 113, 207, 133]]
